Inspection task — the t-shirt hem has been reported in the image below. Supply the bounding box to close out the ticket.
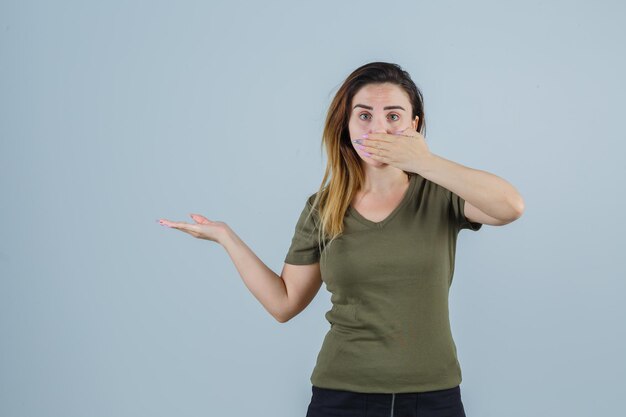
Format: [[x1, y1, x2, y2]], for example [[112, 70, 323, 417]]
[[310, 374, 462, 394]]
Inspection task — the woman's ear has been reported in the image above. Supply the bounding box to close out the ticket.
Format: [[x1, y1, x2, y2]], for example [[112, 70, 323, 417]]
[[413, 116, 419, 130]]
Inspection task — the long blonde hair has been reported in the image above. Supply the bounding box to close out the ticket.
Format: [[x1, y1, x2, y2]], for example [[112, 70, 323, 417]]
[[307, 62, 428, 261]]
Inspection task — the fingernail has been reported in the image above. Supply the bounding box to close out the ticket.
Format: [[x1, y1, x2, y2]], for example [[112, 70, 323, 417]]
[[357, 144, 365, 150], [364, 152, 371, 157], [353, 139, 362, 144], [361, 134, 368, 138]]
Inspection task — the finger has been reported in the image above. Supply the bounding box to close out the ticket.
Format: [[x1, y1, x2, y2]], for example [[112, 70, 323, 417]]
[[361, 140, 389, 151], [361, 133, 393, 142], [190, 213, 211, 225], [365, 150, 387, 162], [362, 145, 386, 158], [356, 143, 375, 154], [157, 218, 174, 228], [395, 131, 413, 138], [173, 222, 195, 232], [160, 219, 192, 231]]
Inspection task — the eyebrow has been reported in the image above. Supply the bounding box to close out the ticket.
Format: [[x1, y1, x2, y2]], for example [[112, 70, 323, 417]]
[[353, 104, 406, 111]]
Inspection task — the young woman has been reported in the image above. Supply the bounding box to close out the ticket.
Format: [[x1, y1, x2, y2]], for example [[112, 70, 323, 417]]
[[158, 62, 524, 417]]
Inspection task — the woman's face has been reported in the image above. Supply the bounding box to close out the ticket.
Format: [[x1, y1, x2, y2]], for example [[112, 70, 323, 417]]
[[348, 82, 419, 167]]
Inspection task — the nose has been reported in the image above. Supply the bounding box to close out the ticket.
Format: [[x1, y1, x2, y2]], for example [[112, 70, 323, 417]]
[[370, 119, 394, 134], [370, 126, 395, 134]]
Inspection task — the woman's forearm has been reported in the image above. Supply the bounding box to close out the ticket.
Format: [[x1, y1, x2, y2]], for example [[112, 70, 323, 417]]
[[416, 153, 524, 222], [218, 226, 288, 323]]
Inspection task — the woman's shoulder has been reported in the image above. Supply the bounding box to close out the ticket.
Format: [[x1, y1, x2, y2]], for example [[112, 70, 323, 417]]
[[305, 186, 328, 208], [413, 173, 462, 215]]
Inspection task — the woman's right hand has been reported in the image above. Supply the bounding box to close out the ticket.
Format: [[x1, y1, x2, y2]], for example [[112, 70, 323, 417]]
[[157, 214, 229, 244]]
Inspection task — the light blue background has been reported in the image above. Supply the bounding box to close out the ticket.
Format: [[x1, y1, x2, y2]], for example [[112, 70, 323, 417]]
[[2, 1, 624, 416]]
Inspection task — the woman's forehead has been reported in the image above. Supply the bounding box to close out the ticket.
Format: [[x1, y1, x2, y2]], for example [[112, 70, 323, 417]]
[[352, 84, 409, 106]]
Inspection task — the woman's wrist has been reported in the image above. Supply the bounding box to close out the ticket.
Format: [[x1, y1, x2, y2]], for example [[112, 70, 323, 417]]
[[216, 223, 234, 246]]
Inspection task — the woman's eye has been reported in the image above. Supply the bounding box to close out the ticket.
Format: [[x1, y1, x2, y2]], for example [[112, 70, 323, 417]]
[[359, 113, 400, 121]]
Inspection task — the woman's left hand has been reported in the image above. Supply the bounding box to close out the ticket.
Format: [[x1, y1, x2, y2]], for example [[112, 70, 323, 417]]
[[353, 127, 433, 174]]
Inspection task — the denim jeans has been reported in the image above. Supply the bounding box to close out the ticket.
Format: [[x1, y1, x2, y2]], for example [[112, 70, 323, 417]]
[[305, 384, 467, 417]]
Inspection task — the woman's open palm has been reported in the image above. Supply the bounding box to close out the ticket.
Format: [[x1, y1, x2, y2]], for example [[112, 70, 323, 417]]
[[158, 214, 227, 243]]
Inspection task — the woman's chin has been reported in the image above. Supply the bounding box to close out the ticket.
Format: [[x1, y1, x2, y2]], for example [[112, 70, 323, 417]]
[[363, 158, 387, 167]]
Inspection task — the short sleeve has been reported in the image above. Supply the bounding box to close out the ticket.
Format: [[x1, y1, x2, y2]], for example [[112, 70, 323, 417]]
[[449, 191, 482, 232], [284, 194, 321, 265]]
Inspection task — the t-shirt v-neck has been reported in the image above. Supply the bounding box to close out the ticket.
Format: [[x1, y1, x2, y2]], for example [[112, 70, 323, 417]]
[[347, 174, 416, 229]]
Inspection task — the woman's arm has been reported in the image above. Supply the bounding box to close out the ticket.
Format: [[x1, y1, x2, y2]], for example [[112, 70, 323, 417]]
[[417, 153, 525, 224], [159, 214, 323, 322], [158, 215, 291, 322], [219, 226, 290, 322]]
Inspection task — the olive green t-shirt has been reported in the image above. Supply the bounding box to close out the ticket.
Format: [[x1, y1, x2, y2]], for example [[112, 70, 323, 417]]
[[284, 173, 482, 393]]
